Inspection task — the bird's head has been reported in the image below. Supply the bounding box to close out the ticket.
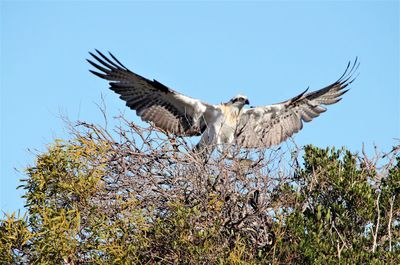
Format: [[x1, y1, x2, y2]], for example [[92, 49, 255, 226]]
[[228, 94, 250, 108]]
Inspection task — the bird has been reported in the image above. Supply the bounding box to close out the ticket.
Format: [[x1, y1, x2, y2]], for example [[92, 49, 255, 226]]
[[87, 50, 358, 151]]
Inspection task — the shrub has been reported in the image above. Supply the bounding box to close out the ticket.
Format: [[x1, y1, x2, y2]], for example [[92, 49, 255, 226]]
[[1, 118, 399, 264]]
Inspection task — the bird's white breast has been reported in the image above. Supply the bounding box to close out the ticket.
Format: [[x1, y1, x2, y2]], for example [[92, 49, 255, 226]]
[[213, 104, 242, 144], [218, 104, 240, 127]]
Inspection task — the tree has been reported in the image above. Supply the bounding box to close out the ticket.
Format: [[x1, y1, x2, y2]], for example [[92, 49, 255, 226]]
[[1, 117, 399, 264]]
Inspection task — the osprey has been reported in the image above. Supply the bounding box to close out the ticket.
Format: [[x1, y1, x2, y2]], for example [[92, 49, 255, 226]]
[[88, 50, 358, 150]]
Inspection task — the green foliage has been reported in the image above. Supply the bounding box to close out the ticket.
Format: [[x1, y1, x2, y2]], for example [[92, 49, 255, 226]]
[[1, 123, 399, 264], [273, 146, 400, 264]]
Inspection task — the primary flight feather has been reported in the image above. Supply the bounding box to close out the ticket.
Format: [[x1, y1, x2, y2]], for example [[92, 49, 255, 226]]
[[88, 50, 358, 150]]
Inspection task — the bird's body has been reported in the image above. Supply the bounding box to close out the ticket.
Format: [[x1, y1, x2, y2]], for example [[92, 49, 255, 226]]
[[197, 100, 246, 149], [88, 50, 358, 150]]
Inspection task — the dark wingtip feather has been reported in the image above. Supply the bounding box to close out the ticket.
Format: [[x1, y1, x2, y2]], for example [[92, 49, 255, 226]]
[[89, 69, 108, 79], [95, 50, 126, 70], [347, 72, 360, 85], [337, 57, 360, 84], [95, 49, 110, 62], [108, 51, 129, 70], [336, 57, 360, 88], [294, 87, 309, 101], [303, 86, 310, 93], [88, 51, 96, 60], [333, 97, 343, 104], [336, 60, 351, 82], [88, 51, 117, 70], [347, 57, 358, 76], [87, 59, 111, 74], [341, 88, 350, 95]]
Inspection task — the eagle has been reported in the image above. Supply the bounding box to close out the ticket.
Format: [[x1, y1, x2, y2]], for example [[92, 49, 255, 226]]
[[88, 50, 358, 151]]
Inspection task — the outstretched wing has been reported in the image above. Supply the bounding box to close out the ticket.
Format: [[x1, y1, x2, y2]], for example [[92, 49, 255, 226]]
[[236, 59, 359, 148], [88, 50, 215, 136]]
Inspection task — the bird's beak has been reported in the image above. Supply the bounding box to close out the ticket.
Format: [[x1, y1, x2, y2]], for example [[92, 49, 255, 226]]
[[245, 99, 250, 105]]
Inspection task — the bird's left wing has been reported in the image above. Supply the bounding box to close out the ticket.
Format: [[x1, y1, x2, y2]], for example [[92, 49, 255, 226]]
[[88, 50, 216, 136], [236, 59, 359, 148]]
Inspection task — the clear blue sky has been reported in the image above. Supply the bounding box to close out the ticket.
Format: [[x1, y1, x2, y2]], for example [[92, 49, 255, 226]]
[[1, 1, 399, 214]]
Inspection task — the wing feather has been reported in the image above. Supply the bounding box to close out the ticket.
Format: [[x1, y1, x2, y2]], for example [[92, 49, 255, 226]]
[[88, 50, 215, 136], [236, 59, 359, 148]]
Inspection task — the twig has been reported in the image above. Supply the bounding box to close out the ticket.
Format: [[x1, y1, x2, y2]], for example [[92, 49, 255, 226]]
[[388, 195, 395, 252], [372, 192, 381, 253]]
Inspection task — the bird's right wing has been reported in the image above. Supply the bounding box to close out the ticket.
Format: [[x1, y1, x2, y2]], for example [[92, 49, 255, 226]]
[[236, 59, 359, 148], [88, 50, 216, 136]]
